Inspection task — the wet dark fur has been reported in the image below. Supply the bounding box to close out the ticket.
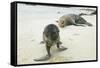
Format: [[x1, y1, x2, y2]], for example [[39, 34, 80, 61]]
[[43, 24, 61, 57]]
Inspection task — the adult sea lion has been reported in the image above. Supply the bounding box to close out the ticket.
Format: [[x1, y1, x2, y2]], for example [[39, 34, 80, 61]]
[[56, 14, 92, 28]]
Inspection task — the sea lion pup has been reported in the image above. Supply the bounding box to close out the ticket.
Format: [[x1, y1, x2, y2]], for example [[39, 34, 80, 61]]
[[34, 24, 67, 61], [56, 14, 93, 28]]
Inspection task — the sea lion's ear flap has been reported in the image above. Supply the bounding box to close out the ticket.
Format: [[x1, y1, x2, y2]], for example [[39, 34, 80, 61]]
[[56, 20, 58, 23]]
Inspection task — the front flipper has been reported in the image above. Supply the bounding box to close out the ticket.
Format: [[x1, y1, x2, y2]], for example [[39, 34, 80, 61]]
[[58, 41, 62, 45], [34, 55, 50, 61], [69, 18, 85, 27], [58, 46, 67, 51], [40, 41, 45, 44]]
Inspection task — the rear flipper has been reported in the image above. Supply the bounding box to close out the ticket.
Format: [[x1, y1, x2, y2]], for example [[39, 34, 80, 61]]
[[40, 41, 45, 44], [86, 22, 93, 26], [57, 42, 67, 51]]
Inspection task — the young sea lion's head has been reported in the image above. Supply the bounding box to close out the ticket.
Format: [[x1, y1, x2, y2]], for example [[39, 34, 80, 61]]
[[44, 24, 59, 41]]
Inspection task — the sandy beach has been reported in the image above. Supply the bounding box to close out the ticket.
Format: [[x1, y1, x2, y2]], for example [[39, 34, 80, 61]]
[[17, 4, 96, 65]]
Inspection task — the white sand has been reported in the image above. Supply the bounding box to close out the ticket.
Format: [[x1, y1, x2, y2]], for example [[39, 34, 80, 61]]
[[17, 4, 96, 65]]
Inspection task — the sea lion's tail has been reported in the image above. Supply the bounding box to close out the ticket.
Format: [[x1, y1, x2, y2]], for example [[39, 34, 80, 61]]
[[86, 22, 93, 26]]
